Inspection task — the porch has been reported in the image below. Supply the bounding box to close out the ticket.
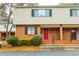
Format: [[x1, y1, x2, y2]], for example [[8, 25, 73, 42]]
[[41, 24, 79, 44], [0, 32, 15, 40]]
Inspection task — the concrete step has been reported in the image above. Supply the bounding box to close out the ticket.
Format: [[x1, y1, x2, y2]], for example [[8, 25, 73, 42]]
[[39, 44, 79, 51], [40, 44, 79, 49], [39, 48, 79, 51]]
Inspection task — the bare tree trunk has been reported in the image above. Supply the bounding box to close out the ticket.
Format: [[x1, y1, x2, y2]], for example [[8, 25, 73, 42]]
[[6, 4, 13, 40], [9, 23, 14, 36], [6, 10, 12, 40], [1, 3, 13, 40]]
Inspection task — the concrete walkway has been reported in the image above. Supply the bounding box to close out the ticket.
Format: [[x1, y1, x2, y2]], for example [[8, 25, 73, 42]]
[[1, 43, 79, 53], [0, 51, 79, 56]]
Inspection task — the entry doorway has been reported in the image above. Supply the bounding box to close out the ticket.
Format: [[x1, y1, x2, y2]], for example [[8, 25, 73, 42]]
[[71, 28, 77, 40], [63, 28, 79, 40], [43, 28, 60, 44], [43, 28, 48, 40]]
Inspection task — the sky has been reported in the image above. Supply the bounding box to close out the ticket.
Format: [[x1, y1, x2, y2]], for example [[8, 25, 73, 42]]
[[0, 0, 79, 5], [38, 0, 79, 5]]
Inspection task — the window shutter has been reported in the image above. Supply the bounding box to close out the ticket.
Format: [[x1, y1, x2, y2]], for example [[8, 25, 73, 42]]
[[25, 26, 27, 34], [49, 9, 52, 16], [32, 10, 34, 17], [35, 27, 37, 34], [70, 9, 72, 16]]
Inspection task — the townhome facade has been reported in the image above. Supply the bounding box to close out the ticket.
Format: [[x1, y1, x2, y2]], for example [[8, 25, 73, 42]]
[[13, 3, 79, 44]]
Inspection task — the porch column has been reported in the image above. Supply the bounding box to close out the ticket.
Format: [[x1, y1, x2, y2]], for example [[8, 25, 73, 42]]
[[0, 33, 1, 38], [0, 33, 1, 40], [60, 25, 63, 41], [37, 26, 41, 35]]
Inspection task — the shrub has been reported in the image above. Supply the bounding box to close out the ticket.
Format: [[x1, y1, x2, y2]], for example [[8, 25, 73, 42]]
[[31, 36, 42, 46], [16, 40, 22, 46], [20, 40, 31, 46], [16, 40, 32, 46], [7, 36, 19, 46]]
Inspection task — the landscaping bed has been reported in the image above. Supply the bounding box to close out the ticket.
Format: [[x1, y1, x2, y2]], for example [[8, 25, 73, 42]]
[[0, 46, 40, 52], [0, 36, 42, 52]]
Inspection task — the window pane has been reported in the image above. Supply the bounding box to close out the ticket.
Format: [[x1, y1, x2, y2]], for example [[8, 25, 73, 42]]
[[31, 27, 35, 34], [34, 10, 38, 16], [27, 27, 35, 34], [27, 27, 31, 34], [27, 30, 31, 34], [32, 9, 52, 17], [72, 10, 77, 16], [38, 10, 45, 16], [45, 10, 50, 16], [71, 9, 79, 16], [76, 10, 79, 16]]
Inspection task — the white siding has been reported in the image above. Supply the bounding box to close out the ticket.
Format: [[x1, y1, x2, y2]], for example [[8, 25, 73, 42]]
[[13, 7, 79, 25], [0, 24, 16, 32]]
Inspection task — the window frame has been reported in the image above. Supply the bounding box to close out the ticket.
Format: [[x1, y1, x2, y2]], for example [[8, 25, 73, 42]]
[[25, 26, 37, 35], [32, 9, 52, 17], [70, 9, 79, 17]]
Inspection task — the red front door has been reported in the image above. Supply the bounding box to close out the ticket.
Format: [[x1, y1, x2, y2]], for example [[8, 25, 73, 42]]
[[44, 28, 48, 40]]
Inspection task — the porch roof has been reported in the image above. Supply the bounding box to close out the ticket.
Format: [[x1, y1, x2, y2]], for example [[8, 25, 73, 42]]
[[14, 19, 79, 25], [40, 24, 79, 28]]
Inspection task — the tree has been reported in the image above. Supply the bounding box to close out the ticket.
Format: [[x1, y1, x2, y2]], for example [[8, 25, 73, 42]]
[[0, 3, 14, 40]]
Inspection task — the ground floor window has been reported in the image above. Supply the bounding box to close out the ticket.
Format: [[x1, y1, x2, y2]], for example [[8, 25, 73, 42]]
[[25, 26, 36, 35]]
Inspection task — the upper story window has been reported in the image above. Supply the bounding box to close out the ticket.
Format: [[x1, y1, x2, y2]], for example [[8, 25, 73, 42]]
[[32, 9, 52, 17], [70, 9, 79, 16]]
